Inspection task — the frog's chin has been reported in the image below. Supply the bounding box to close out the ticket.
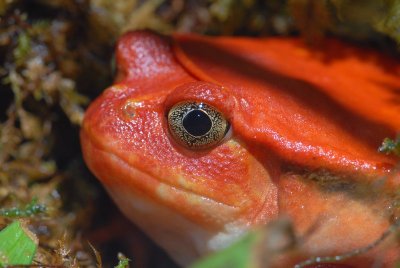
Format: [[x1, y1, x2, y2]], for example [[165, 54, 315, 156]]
[[105, 183, 247, 266]]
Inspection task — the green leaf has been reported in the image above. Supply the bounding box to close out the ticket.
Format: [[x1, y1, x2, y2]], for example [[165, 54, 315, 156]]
[[190, 218, 298, 268], [0, 221, 38, 267], [114, 253, 130, 268], [190, 233, 258, 268]]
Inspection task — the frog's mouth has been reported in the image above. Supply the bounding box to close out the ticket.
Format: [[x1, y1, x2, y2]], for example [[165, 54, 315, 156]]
[[81, 131, 239, 211], [81, 129, 239, 221]]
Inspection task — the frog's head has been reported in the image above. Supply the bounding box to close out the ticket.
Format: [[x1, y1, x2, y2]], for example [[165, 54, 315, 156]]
[[81, 32, 277, 264], [81, 31, 400, 266]]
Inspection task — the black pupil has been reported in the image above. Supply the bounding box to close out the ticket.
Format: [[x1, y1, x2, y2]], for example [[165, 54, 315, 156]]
[[182, 109, 212, 136]]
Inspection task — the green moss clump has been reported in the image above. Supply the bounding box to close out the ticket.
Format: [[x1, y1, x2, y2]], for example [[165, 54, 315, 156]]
[[379, 136, 400, 157]]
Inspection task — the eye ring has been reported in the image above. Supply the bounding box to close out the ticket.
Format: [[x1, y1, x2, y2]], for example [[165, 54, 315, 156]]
[[167, 102, 230, 150]]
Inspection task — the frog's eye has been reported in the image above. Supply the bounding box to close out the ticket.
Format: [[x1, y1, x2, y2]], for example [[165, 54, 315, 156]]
[[167, 102, 230, 150]]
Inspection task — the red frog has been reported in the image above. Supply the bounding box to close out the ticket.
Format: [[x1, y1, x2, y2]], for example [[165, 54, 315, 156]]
[[80, 30, 400, 267]]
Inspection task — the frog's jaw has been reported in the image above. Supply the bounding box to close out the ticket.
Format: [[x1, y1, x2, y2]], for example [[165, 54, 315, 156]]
[[81, 131, 253, 266], [106, 181, 247, 266]]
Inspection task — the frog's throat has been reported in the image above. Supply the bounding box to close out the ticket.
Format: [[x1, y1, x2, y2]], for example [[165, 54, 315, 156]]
[[106, 181, 247, 266]]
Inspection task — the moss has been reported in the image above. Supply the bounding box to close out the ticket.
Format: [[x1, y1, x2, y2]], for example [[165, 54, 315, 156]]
[[13, 32, 31, 66], [379, 136, 400, 157], [376, 0, 400, 43], [288, 0, 400, 44], [0, 198, 46, 218]]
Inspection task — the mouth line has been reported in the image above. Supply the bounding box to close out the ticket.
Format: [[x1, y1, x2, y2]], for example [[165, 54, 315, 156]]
[[86, 133, 239, 210]]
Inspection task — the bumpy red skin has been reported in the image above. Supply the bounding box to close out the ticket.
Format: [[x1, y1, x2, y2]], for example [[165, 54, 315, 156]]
[[81, 31, 400, 267]]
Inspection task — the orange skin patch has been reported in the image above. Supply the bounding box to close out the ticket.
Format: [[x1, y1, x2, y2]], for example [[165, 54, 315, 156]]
[[81, 31, 400, 266]]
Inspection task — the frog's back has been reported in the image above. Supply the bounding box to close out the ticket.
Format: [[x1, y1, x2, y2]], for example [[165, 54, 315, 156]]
[[173, 34, 400, 175]]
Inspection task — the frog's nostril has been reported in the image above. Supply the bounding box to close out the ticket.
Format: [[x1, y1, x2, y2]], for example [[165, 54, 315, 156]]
[[123, 101, 136, 118]]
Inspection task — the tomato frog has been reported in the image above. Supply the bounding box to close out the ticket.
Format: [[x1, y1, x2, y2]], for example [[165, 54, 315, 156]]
[[81, 31, 400, 267]]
